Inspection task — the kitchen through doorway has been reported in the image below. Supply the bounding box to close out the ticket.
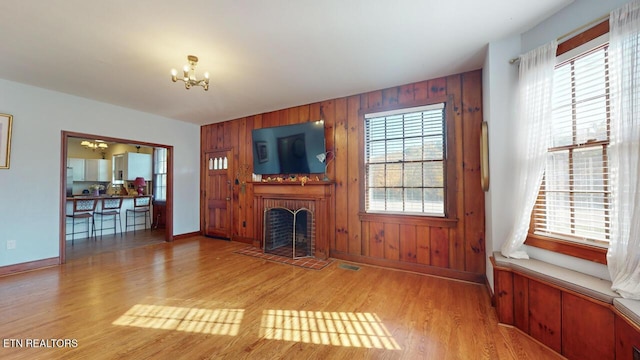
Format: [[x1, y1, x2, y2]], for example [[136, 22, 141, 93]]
[[61, 131, 174, 263]]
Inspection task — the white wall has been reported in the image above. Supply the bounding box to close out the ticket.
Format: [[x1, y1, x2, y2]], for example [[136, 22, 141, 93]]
[[484, 0, 631, 285], [483, 35, 521, 289], [521, 0, 629, 51], [0, 79, 200, 267]]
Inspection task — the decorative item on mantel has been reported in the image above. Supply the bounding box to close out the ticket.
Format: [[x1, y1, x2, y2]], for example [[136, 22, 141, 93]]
[[133, 177, 146, 195], [315, 150, 334, 181], [88, 184, 105, 197], [262, 175, 317, 186]]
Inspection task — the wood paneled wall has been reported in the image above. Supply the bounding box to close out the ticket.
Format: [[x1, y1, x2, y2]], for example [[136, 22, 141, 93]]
[[201, 69, 485, 282]]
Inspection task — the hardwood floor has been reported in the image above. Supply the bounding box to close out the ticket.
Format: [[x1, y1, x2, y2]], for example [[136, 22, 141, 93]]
[[0, 237, 562, 359], [65, 228, 166, 262]]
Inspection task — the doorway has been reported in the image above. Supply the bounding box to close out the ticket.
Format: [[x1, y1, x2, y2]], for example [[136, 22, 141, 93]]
[[60, 131, 174, 263]]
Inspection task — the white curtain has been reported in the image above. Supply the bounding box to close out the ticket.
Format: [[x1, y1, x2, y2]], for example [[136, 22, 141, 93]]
[[500, 41, 557, 259], [607, 0, 640, 299]]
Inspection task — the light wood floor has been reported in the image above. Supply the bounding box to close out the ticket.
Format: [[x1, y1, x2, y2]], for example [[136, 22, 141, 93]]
[[65, 228, 166, 262], [0, 237, 562, 359]]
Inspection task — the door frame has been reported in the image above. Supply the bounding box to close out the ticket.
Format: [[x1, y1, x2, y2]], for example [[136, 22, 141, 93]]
[[201, 148, 233, 239], [59, 131, 174, 264]]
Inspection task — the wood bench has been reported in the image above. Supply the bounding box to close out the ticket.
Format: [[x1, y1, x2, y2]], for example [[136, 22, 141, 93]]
[[491, 251, 640, 360], [614, 298, 640, 360]]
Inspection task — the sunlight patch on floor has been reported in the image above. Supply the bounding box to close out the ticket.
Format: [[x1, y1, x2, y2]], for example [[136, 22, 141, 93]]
[[259, 310, 401, 350], [112, 304, 244, 336]]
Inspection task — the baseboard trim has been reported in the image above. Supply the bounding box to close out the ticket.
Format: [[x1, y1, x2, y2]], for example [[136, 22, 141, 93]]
[[485, 275, 496, 307], [0, 257, 59, 277], [330, 251, 485, 284], [231, 236, 254, 245], [173, 231, 201, 241]]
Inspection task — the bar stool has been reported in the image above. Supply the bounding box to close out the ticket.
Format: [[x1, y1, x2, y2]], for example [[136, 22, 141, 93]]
[[95, 197, 123, 239], [66, 198, 97, 245], [126, 195, 152, 233]]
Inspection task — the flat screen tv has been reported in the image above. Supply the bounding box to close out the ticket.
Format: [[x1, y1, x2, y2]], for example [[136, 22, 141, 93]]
[[252, 120, 326, 175]]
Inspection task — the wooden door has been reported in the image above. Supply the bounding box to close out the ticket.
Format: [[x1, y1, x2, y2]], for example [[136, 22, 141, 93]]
[[204, 150, 232, 239]]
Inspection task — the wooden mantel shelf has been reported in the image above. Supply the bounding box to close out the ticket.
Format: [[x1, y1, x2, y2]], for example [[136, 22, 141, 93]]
[[252, 181, 334, 197], [253, 181, 335, 259]]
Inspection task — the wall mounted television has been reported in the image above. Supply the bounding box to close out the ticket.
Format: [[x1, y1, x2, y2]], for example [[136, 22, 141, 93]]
[[251, 120, 326, 175]]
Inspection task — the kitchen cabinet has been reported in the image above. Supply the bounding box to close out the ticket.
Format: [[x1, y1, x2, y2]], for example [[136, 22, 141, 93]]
[[114, 152, 152, 181], [85, 159, 111, 182], [67, 158, 85, 181]]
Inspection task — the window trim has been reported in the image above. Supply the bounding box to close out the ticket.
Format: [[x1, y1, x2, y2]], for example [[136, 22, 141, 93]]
[[358, 95, 457, 220], [525, 19, 610, 264], [526, 233, 607, 264], [153, 147, 168, 202]]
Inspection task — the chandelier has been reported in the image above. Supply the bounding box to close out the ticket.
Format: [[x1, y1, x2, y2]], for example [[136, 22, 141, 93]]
[[81, 140, 108, 150], [171, 55, 209, 91]]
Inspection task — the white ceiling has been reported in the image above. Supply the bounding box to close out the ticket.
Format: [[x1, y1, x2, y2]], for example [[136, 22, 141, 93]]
[[0, 1, 572, 126]]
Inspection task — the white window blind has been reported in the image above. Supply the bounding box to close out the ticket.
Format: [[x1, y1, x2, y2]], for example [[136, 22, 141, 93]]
[[364, 103, 446, 216], [533, 42, 611, 245]]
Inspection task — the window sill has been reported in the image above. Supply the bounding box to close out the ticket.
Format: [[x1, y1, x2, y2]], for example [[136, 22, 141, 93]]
[[525, 233, 607, 265], [359, 212, 457, 227]]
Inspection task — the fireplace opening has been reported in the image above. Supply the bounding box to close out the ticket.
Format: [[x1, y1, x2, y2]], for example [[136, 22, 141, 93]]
[[264, 207, 314, 259]]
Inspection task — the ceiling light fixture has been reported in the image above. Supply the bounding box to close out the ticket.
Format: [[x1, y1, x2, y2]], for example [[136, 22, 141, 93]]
[[171, 55, 210, 91], [80, 140, 109, 159], [81, 140, 108, 150]]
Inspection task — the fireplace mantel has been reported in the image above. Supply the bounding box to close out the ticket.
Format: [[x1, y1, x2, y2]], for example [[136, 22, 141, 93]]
[[252, 181, 334, 196], [253, 181, 334, 259]]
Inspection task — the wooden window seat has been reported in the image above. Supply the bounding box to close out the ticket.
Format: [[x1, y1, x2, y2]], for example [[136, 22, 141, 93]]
[[491, 251, 640, 360]]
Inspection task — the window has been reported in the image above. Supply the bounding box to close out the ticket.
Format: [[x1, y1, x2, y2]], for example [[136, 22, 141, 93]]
[[532, 36, 610, 247], [153, 147, 167, 202], [364, 102, 446, 216]]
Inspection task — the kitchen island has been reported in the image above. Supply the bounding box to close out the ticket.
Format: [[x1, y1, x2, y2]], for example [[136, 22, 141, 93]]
[[65, 195, 152, 241]]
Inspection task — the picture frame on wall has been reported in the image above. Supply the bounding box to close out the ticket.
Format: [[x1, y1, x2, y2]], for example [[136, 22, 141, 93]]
[[0, 113, 13, 169]]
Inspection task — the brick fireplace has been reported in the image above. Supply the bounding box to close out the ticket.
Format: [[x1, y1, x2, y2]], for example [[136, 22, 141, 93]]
[[264, 204, 314, 259], [253, 182, 333, 260]]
